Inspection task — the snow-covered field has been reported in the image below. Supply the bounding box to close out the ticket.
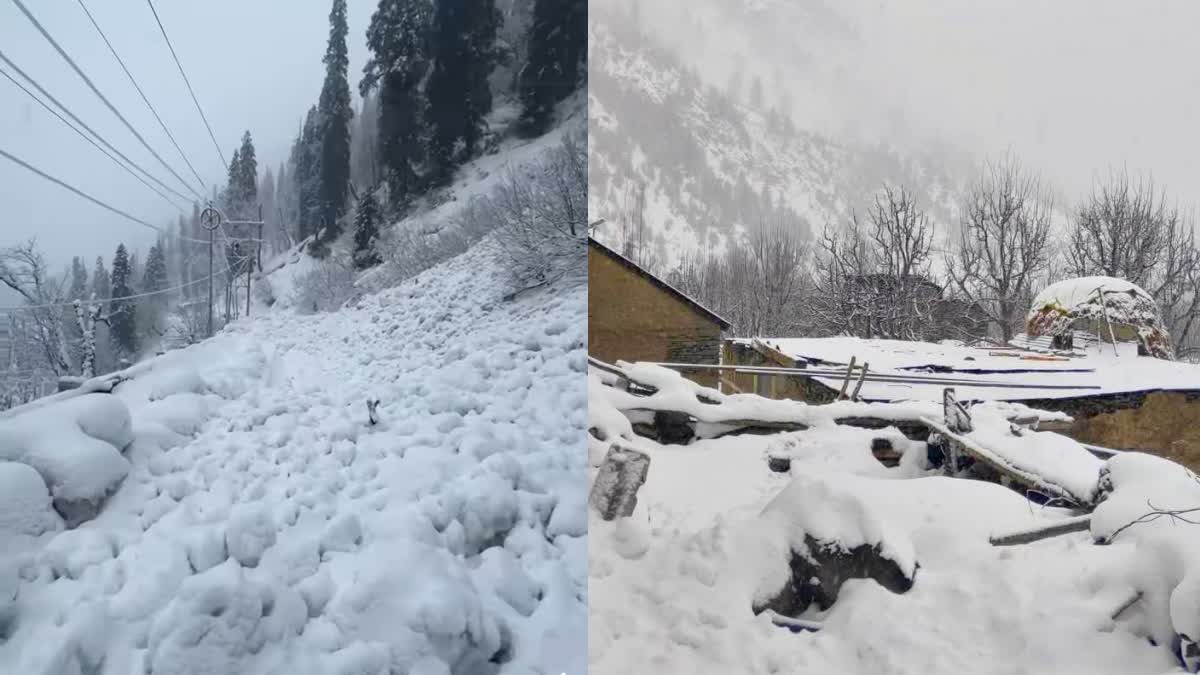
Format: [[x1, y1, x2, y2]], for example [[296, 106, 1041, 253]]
[[589, 364, 1200, 675], [0, 240, 587, 675]]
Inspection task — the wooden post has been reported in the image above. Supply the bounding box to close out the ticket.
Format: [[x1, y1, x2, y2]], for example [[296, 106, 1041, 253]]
[[838, 356, 857, 400], [1096, 286, 1119, 356], [851, 362, 869, 401]]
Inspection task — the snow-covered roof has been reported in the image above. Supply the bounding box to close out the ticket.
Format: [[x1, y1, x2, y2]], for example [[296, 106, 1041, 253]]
[[735, 336, 1200, 401]]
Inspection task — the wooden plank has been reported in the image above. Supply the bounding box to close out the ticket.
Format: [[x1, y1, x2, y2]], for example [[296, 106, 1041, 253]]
[[921, 416, 1085, 506], [989, 515, 1092, 546]]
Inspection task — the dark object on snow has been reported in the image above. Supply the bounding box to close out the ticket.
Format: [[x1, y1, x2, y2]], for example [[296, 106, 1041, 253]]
[[989, 515, 1092, 546], [653, 410, 694, 444], [767, 454, 791, 473], [366, 399, 380, 426], [753, 534, 915, 617], [589, 443, 651, 520]]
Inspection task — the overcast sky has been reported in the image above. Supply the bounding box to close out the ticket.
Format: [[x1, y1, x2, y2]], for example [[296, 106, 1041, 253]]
[[619, 0, 1200, 213], [0, 0, 373, 271]]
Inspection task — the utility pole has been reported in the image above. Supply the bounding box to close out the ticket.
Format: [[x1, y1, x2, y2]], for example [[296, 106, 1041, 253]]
[[200, 205, 222, 338]]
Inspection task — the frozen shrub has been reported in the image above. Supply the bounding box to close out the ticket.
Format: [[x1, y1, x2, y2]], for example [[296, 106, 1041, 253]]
[[291, 250, 358, 314]]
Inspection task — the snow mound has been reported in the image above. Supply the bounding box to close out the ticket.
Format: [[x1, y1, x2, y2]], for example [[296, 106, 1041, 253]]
[[0, 394, 132, 522], [1032, 276, 1155, 313], [0, 461, 60, 538]]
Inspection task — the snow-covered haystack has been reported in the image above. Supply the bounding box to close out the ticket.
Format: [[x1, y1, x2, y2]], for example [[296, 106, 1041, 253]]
[[1027, 276, 1172, 359]]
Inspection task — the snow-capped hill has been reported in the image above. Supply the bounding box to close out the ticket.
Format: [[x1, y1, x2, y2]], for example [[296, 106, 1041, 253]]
[[0, 235, 586, 674], [588, 2, 969, 267]]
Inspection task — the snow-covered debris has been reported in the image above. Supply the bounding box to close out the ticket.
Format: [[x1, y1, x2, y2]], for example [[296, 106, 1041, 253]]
[[1091, 452, 1200, 651], [0, 237, 586, 674], [589, 360, 1185, 674]]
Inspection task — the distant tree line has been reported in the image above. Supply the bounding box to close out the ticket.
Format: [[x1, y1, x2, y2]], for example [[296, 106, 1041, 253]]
[[662, 160, 1200, 359]]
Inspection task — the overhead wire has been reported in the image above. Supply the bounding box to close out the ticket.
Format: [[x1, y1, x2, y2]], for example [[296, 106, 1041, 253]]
[[73, 0, 208, 192], [8, 0, 206, 201], [0, 145, 211, 245], [0, 48, 195, 207], [145, 0, 228, 171], [0, 64, 188, 214]]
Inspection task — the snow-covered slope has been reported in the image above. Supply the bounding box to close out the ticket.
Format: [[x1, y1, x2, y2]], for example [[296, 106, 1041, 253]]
[[0, 240, 586, 674], [587, 1, 969, 268]]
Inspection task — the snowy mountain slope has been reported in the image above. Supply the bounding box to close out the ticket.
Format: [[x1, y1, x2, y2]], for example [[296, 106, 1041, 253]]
[[0, 239, 586, 675], [587, 2, 970, 268]]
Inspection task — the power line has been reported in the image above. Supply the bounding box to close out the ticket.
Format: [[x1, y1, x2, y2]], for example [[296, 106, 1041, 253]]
[[8, 0, 206, 201], [0, 49, 196, 207], [0, 257, 236, 312], [0, 145, 215, 244], [74, 0, 208, 192], [145, 0, 228, 171], [0, 64, 188, 214]]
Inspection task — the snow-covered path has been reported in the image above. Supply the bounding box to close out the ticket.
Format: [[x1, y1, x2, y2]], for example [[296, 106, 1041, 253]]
[[1, 244, 587, 675]]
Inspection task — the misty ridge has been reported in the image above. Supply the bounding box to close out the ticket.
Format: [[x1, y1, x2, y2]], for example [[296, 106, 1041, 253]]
[[588, 0, 1200, 358]]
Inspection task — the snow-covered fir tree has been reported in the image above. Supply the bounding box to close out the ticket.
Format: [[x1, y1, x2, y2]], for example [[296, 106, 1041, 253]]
[[313, 0, 353, 254], [90, 256, 111, 304], [362, 0, 434, 209], [519, 0, 585, 135], [352, 190, 383, 270], [426, 0, 501, 183], [109, 244, 137, 357]]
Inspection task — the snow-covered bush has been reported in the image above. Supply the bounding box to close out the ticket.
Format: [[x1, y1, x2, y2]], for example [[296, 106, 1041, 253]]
[[374, 219, 481, 287], [467, 129, 587, 293], [290, 249, 358, 314]]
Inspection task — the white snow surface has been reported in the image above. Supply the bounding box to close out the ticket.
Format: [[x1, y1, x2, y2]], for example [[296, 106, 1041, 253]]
[[0, 241, 586, 675], [589, 372, 1186, 675], [1032, 276, 1155, 312], [745, 336, 1200, 401]]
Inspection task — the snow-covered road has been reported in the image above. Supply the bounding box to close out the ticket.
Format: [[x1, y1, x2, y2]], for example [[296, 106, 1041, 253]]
[[1, 243, 587, 675]]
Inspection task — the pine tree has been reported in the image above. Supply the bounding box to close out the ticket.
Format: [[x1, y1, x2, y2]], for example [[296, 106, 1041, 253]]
[[90, 256, 110, 302], [236, 131, 258, 219], [69, 257, 88, 300], [109, 244, 137, 356], [518, 0, 586, 135], [314, 0, 353, 250], [352, 190, 383, 270], [426, 0, 500, 183], [142, 243, 168, 296], [362, 0, 434, 209], [225, 148, 242, 215], [128, 250, 142, 292], [292, 107, 322, 241]]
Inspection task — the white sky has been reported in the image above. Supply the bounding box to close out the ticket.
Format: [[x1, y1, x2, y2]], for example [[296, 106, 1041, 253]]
[[0, 0, 374, 270], [614, 0, 1200, 216]]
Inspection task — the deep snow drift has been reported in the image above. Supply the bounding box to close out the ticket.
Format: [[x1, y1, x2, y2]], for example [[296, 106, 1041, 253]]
[[589, 363, 1200, 675], [0, 239, 586, 675]]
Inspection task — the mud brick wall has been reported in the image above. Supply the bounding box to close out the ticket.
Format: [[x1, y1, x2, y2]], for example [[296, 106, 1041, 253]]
[[721, 341, 840, 402], [1022, 390, 1200, 471], [588, 248, 723, 387]]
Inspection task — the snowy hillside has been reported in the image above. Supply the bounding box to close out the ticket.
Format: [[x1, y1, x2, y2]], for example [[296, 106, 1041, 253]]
[[0, 238, 586, 674], [587, 0, 970, 267], [588, 363, 1200, 674]]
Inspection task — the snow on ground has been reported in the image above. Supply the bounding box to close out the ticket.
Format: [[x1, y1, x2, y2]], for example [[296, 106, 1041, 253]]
[[0, 240, 586, 675], [589, 370, 1193, 675]]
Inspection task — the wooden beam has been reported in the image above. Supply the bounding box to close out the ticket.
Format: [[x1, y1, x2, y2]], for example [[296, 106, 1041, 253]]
[[989, 515, 1092, 546]]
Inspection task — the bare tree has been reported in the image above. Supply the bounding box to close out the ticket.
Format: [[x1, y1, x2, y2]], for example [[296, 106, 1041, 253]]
[[1068, 169, 1200, 349], [811, 186, 944, 340], [946, 156, 1055, 342], [0, 241, 71, 376]]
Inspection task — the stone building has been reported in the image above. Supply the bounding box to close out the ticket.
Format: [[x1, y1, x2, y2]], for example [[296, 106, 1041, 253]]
[[588, 237, 731, 386]]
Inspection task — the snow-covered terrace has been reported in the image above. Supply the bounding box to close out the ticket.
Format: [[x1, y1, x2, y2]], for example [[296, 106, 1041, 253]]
[[732, 336, 1200, 402]]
